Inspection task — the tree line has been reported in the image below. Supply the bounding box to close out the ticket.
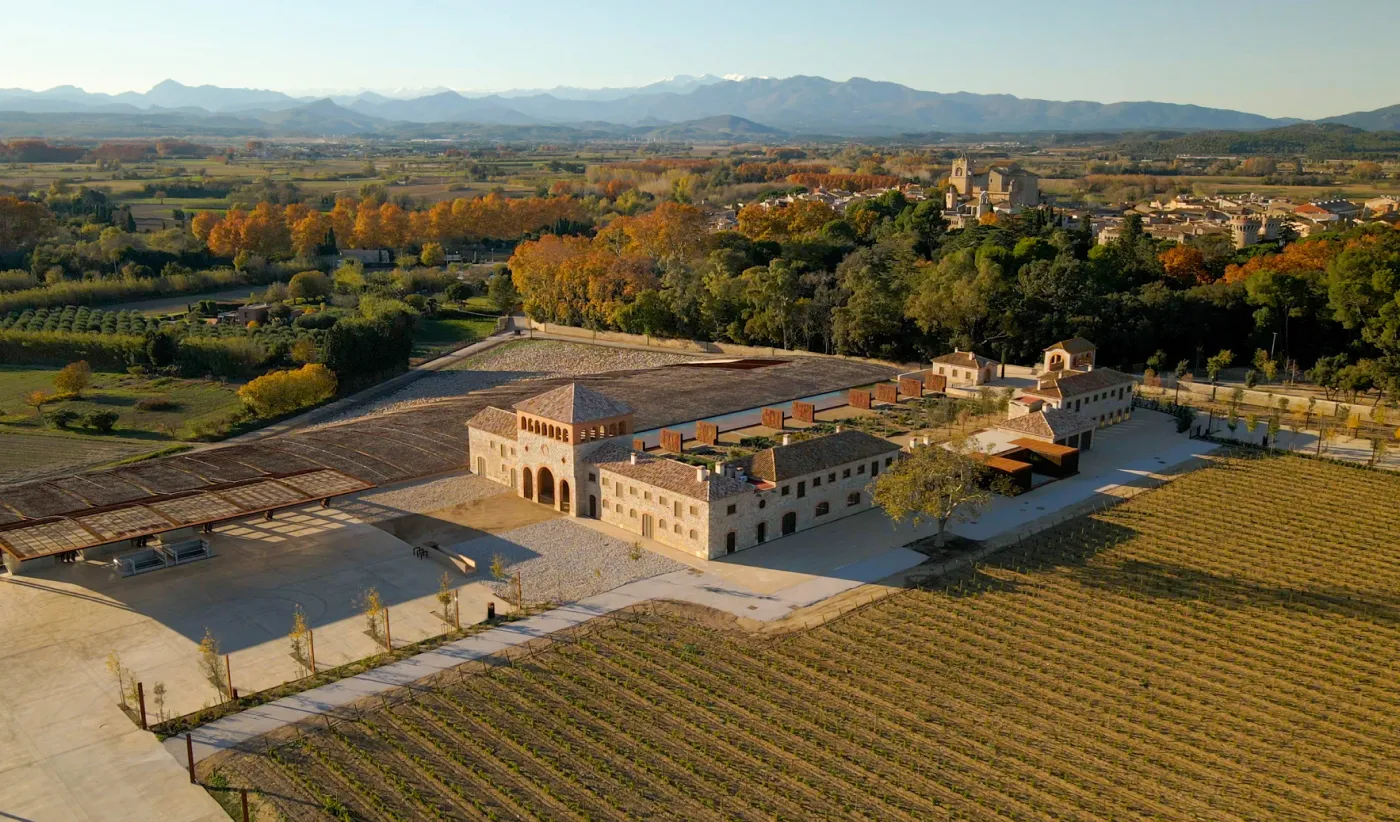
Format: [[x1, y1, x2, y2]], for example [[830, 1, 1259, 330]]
[[508, 190, 1400, 399]]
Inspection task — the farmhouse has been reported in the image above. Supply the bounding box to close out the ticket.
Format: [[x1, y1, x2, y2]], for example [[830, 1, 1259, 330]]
[[467, 383, 901, 559], [932, 349, 998, 387], [1012, 338, 1135, 430]]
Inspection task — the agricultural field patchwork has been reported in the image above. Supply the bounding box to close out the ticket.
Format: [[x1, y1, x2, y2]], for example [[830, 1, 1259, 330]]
[[209, 453, 1400, 821]]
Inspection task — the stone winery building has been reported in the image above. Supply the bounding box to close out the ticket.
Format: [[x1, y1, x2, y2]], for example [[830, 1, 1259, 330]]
[[467, 383, 901, 560]]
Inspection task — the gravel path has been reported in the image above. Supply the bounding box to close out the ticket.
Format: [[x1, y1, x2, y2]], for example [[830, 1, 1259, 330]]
[[324, 340, 701, 424], [334, 471, 503, 523], [449, 518, 684, 606]]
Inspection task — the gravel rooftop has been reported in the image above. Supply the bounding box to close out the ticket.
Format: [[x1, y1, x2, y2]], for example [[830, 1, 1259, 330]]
[[327, 341, 702, 424], [449, 518, 684, 606]]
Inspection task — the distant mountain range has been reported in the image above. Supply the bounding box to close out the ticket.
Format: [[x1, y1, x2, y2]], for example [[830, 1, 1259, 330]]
[[0, 76, 1395, 140]]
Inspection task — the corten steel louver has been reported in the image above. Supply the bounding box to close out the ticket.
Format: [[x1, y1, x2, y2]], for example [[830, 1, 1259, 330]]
[[147, 493, 244, 526], [77, 506, 178, 542], [0, 519, 100, 560], [211, 479, 312, 511], [277, 469, 370, 499], [0, 469, 373, 562]]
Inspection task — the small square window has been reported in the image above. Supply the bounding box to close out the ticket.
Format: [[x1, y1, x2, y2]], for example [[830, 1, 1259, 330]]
[[857, 465, 865, 474], [659, 495, 667, 506], [689, 505, 698, 516], [813, 476, 821, 488], [726, 504, 736, 515], [828, 473, 836, 483], [629, 509, 637, 518], [847, 492, 860, 506], [644, 491, 652, 501], [843, 469, 851, 479], [588, 472, 596, 482], [781, 485, 790, 496], [689, 529, 697, 539], [629, 486, 637, 496], [885, 456, 893, 466]]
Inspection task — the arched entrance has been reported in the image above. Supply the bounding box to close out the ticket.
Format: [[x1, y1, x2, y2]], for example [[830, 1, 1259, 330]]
[[725, 531, 736, 554], [781, 511, 797, 536], [537, 466, 555, 507], [522, 467, 533, 500], [588, 495, 597, 518], [756, 522, 766, 543], [559, 480, 571, 514]]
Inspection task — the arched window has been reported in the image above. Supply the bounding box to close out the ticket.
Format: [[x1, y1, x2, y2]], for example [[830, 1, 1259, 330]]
[[688, 529, 697, 540], [815, 501, 830, 516], [659, 519, 668, 531], [674, 523, 681, 534]]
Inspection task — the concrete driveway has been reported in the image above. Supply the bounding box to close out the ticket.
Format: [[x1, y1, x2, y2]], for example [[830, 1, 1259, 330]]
[[0, 503, 509, 821]]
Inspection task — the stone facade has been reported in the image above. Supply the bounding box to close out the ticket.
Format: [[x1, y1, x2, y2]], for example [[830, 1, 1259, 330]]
[[467, 383, 905, 561]]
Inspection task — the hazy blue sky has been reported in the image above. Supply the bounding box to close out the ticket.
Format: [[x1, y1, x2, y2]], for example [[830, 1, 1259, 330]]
[[3, 0, 1393, 119]]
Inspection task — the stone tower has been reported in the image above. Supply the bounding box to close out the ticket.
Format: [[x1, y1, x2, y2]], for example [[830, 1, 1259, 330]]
[[1230, 214, 1261, 249], [976, 190, 991, 220], [945, 186, 958, 210], [950, 154, 972, 196]]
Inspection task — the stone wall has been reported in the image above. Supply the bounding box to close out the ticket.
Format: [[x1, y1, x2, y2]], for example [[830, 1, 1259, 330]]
[[598, 468, 712, 558]]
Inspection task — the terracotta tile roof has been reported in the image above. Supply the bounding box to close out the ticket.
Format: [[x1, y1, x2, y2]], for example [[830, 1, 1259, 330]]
[[1044, 336, 1097, 355], [745, 430, 901, 483], [513, 383, 633, 424], [933, 350, 996, 369], [996, 409, 1094, 440], [466, 406, 518, 440], [589, 442, 750, 502], [1044, 368, 1135, 399]]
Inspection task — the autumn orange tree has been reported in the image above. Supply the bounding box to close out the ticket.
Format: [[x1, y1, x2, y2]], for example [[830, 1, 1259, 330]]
[[736, 200, 839, 242], [509, 203, 710, 327], [1159, 245, 1212, 285], [786, 172, 900, 192], [1222, 236, 1340, 284], [191, 193, 586, 260]]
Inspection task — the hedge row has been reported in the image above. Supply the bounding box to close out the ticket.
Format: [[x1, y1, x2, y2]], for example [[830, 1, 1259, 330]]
[[0, 269, 256, 314], [0, 328, 268, 377]]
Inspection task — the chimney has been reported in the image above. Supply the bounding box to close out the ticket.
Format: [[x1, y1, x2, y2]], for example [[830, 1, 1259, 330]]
[[696, 466, 709, 482], [835, 425, 842, 433], [782, 434, 791, 446], [629, 452, 638, 465], [715, 461, 727, 477], [923, 435, 931, 446]]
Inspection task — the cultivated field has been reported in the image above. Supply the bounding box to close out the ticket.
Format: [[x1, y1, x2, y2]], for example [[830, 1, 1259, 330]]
[[209, 453, 1400, 820]]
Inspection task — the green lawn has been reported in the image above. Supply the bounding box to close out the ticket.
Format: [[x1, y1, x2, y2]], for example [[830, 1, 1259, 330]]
[[411, 316, 498, 361], [0, 365, 245, 440]]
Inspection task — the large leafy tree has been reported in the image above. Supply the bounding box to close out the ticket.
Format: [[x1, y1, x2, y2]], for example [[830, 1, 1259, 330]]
[[871, 436, 1002, 547]]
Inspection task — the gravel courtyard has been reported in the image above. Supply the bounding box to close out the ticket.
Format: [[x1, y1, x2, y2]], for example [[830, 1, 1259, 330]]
[[451, 518, 684, 606], [327, 340, 702, 423]]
